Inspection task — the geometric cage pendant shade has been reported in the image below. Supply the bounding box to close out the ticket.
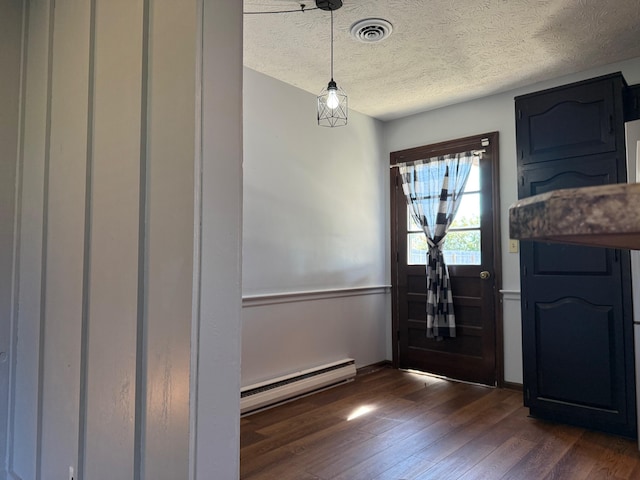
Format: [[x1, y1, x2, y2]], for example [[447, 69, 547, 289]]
[[316, 3, 347, 127], [318, 79, 348, 127]]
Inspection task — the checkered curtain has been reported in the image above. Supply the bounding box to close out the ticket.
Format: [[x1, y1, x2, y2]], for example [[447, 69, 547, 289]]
[[399, 153, 474, 339]]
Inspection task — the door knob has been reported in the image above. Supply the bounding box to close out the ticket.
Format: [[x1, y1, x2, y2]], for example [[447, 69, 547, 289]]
[[480, 271, 491, 280]]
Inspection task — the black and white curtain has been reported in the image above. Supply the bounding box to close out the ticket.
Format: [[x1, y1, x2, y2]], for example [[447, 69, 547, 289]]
[[399, 153, 474, 339]]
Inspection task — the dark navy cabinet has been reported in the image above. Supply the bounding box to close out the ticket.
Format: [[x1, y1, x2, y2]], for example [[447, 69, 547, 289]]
[[515, 73, 636, 438]]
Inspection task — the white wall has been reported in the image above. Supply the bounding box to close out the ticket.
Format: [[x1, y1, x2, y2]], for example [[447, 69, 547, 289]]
[[384, 57, 640, 384], [7, 1, 243, 479], [242, 68, 390, 386], [0, 1, 23, 475]]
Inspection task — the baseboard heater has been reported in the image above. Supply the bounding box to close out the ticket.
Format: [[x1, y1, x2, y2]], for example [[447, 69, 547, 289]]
[[240, 358, 356, 415]]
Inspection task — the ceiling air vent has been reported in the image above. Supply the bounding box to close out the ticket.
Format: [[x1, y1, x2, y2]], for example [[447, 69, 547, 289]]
[[350, 18, 393, 43]]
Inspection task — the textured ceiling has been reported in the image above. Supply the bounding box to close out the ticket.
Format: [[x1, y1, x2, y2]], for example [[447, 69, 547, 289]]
[[244, 0, 640, 121]]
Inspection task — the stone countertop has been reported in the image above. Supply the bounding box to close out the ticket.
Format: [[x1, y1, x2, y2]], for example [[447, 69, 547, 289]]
[[509, 183, 640, 250]]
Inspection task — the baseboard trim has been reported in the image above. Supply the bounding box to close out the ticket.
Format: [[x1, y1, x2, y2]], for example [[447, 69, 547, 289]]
[[357, 360, 392, 376], [503, 381, 523, 392]]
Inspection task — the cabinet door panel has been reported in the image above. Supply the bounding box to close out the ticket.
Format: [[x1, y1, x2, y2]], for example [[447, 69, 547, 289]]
[[521, 270, 631, 436], [534, 298, 616, 409], [521, 155, 617, 277], [529, 101, 608, 156], [516, 77, 620, 164], [533, 242, 608, 275], [518, 152, 618, 199]]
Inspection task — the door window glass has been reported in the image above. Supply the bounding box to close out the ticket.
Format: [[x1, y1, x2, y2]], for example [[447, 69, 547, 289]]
[[407, 158, 481, 265]]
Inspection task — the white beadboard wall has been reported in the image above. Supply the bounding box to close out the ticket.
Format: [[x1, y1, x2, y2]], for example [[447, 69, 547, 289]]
[[6, 1, 243, 479], [0, 0, 23, 472], [242, 68, 390, 386]]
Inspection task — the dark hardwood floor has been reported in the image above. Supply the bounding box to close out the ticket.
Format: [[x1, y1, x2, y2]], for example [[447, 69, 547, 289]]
[[240, 366, 640, 479]]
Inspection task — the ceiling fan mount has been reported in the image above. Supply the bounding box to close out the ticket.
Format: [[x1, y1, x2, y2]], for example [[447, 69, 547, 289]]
[[315, 0, 343, 11]]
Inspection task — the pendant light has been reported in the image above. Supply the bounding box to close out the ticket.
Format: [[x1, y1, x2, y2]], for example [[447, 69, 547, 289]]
[[317, 0, 347, 127]]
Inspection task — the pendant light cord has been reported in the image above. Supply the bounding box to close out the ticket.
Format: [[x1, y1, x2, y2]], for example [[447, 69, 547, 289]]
[[330, 9, 334, 80]]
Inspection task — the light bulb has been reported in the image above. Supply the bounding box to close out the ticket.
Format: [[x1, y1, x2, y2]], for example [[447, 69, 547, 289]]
[[326, 88, 339, 109]]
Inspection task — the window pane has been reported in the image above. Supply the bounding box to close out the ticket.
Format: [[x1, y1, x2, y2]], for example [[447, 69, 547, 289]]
[[443, 230, 481, 265], [409, 192, 480, 231], [407, 233, 428, 265], [408, 230, 481, 265], [451, 193, 480, 228], [405, 156, 482, 266]]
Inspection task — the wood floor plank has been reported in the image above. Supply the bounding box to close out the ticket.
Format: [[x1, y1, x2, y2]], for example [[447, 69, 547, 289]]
[[456, 436, 537, 480], [371, 454, 436, 480], [244, 398, 320, 429], [415, 443, 497, 479], [287, 421, 376, 459], [545, 445, 598, 479], [240, 428, 268, 449], [499, 423, 585, 480], [242, 454, 320, 480], [582, 430, 640, 480], [240, 367, 640, 480], [627, 456, 640, 480]]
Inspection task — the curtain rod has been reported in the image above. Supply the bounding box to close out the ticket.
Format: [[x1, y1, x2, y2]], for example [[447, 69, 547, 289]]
[[389, 149, 485, 169]]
